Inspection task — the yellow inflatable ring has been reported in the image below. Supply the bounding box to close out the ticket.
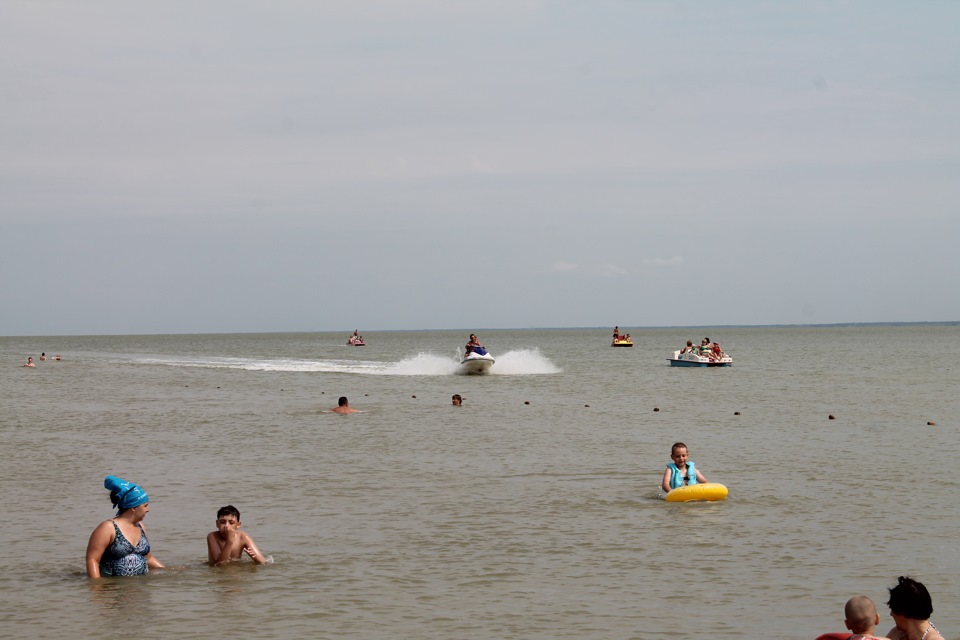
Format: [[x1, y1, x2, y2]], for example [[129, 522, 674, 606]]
[[664, 482, 728, 502]]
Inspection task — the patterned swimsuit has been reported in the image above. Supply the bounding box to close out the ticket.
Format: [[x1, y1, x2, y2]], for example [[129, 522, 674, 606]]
[[99, 521, 150, 576]]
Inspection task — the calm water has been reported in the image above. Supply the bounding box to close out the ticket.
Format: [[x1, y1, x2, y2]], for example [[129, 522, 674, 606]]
[[1, 326, 958, 640]]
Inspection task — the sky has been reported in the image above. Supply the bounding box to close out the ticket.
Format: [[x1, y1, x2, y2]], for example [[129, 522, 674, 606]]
[[2, 1, 958, 336]]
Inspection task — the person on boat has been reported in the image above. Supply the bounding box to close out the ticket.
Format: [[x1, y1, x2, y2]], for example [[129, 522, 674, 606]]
[[623, 333, 632, 342], [884, 576, 943, 640], [661, 442, 708, 494], [465, 334, 484, 355], [712, 341, 725, 360], [613, 326, 620, 340], [331, 396, 358, 414], [680, 340, 696, 355]]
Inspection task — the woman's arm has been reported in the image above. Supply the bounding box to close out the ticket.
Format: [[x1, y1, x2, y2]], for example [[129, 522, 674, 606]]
[[85, 520, 114, 579]]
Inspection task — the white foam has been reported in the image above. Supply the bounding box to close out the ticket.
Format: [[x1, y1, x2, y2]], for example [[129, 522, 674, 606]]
[[130, 349, 560, 376], [489, 348, 562, 375]]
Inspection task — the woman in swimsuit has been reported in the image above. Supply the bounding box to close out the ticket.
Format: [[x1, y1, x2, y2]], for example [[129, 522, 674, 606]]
[[85, 476, 165, 578], [884, 576, 944, 640]]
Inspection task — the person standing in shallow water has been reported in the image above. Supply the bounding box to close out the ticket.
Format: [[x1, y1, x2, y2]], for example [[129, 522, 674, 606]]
[[85, 476, 165, 577]]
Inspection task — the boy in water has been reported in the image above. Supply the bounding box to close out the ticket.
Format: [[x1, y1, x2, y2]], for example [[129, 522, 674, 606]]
[[207, 505, 268, 566], [844, 595, 888, 639], [815, 595, 889, 640], [660, 442, 709, 494]]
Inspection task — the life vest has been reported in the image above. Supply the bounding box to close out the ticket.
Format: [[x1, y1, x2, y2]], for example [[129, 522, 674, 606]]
[[667, 462, 698, 489]]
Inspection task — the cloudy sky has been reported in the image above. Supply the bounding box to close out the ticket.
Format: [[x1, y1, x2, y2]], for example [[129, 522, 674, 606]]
[[2, 1, 958, 336]]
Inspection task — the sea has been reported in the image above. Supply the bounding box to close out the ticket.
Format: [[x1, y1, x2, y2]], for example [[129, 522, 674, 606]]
[[1, 325, 958, 640]]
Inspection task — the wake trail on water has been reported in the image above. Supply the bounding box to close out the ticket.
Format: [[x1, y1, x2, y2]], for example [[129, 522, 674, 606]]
[[128, 348, 560, 376]]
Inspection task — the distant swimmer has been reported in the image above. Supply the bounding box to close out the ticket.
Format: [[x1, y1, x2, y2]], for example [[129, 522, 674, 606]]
[[331, 396, 358, 414], [451, 394, 463, 406], [40, 352, 47, 361], [54, 354, 62, 361], [23, 357, 35, 367]]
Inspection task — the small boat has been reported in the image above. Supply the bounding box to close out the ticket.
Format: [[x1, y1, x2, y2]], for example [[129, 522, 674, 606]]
[[668, 349, 732, 367], [611, 338, 633, 347], [347, 335, 365, 346], [460, 347, 495, 374]]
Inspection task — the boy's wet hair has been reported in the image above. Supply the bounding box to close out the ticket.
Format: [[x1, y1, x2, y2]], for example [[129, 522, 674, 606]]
[[671, 442, 688, 455], [217, 505, 241, 521]]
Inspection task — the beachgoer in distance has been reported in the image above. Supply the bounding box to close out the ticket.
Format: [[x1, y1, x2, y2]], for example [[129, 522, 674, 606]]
[[613, 326, 620, 339], [451, 394, 462, 406], [55, 354, 61, 361], [207, 505, 268, 566], [40, 352, 46, 361], [23, 357, 35, 367], [85, 475, 165, 578], [661, 442, 709, 494], [331, 396, 358, 414], [885, 576, 943, 640], [680, 340, 696, 355]]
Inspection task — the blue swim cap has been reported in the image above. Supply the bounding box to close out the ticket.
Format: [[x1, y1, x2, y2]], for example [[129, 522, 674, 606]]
[[104, 475, 149, 513]]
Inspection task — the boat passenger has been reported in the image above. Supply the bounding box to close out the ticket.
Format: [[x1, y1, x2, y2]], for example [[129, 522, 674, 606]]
[[712, 342, 725, 359], [465, 334, 483, 354], [661, 442, 709, 494], [680, 340, 696, 355], [613, 326, 620, 340]]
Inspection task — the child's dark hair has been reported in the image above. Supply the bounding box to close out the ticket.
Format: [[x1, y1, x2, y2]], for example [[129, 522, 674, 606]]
[[671, 442, 688, 455], [887, 576, 933, 620], [217, 505, 241, 520]]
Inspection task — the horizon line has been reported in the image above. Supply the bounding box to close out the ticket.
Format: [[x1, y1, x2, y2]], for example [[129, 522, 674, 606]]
[[3, 320, 957, 339]]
